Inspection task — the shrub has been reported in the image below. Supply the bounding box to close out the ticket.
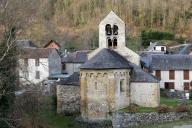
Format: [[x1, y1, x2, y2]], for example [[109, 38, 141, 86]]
[[156, 104, 171, 113], [189, 91, 192, 100], [127, 104, 138, 113], [175, 105, 190, 112], [141, 30, 175, 47]]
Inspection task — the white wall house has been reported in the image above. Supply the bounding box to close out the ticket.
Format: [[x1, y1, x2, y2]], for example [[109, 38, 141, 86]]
[[19, 48, 61, 84], [146, 42, 167, 53], [150, 54, 192, 91]]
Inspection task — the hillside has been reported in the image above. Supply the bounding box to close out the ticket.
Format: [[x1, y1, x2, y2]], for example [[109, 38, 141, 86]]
[[2, 0, 192, 50]]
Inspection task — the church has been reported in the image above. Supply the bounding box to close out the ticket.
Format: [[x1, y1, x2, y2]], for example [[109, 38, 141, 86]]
[[80, 11, 160, 121]]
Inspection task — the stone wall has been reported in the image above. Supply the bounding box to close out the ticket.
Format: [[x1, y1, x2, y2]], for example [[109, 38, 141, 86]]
[[112, 112, 192, 128], [57, 85, 80, 115], [130, 82, 160, 107], [80, 69, 131, 120]]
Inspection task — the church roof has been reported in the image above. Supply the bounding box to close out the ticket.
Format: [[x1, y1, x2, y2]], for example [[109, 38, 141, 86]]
[[130, 64, 159, 83], [81, 48, 132, 69]]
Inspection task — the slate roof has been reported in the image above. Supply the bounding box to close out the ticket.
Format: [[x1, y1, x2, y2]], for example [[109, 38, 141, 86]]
[[16, 40, 37, 48], [146, 42, 158, 51], [19, 48, 55, 59], [81, 48, 132, 69], [172, 44, 192, 55], [150, 54, 192, 70], [62, 50, 89, 63], [131, 63, 159, 83], [59, 72, 80, 86]]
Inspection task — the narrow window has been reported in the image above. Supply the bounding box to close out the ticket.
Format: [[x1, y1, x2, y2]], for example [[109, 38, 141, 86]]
[[95, 82, 97, 90], [113, 25, 118, 35], [184, 82, 190, 91], [24, 71, 29, 79], [35, 58, 39, 66], [120, 79, 125, 92], [155, 70, 161, 79], [24, 58, 28, 66], [108, 38, 112, 48], [161, 47, 165, 51], [113, 38, 117, 49], [105, 24, 112, 35], [62, 64, 66, 70], [169, 70, 175, 80], [35, 71, 40, 79], [184, 70, 189, 80]]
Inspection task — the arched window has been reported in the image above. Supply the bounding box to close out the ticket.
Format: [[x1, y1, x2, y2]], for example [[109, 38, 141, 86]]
[[105, 24, 112, 35], [113, 38, 117, 49], [113, 25, 118, 35], [108, 38, 112, 48]]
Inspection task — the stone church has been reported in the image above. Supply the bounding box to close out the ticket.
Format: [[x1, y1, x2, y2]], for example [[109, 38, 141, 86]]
[[80, 11, 160, 121]]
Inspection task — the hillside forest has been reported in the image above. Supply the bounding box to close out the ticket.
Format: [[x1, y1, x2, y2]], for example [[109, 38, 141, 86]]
[[1, 0, 192, 50]]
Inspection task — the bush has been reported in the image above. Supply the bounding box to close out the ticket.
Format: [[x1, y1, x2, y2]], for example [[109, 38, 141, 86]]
[[175, 105, 190, 112], [189, 91, 192, 100], [127, 104, 138, 113], [156, 104, 171, 113], [141, 30, 175, 47]]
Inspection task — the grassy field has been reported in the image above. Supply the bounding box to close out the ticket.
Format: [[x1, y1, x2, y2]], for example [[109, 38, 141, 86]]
[[40, 110, 76, 128], [30, 97, 192, 128], [119, 96, 192, 113]]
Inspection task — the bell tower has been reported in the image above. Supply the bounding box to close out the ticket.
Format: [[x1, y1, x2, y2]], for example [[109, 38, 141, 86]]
[[99, 11, 125, 49]]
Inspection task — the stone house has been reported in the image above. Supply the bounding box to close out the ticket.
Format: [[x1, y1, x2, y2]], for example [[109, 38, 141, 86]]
[[43, 40, 61, 50], [19, 47, 61, 84], [56, 11, 160, 121], [57, 72, 80, 115], [61, 50, 89, 75], [79, 11, 160, 121], [80, 48, 160, 121], [149, 54, 192, 91]]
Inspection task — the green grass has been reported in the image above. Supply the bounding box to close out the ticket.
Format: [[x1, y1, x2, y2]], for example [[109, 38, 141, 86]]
[[119, 107, 155, 113], [40, 110, 76, 128], [119, 97, 192, 113], [160, 97, 181, 107]]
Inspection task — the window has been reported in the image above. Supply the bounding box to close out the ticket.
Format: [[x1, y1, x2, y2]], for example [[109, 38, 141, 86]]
[[161, 47, 165, 51], [105, 24, 112, 35], [95, 82, 97, 90], [120, 79, 125, 92], [113, 38, 117, 49], [62, 64, 66, 70], [35, 58, 39, 66], [155, 70, 161, 78], [165, 82, 174, 89], [183, 70, 189, 80], [169, 70, 175, 80], [108, 38, 112, 48], [24, 71, 29, 79], [24, 58, 28, 66], [184, 82, 190, 91], [35, 71, 40, 79], [113, 25, 118, 35]]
